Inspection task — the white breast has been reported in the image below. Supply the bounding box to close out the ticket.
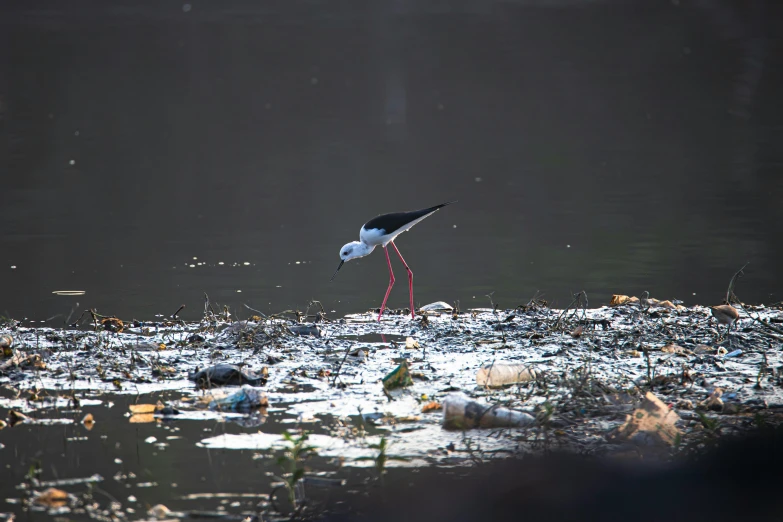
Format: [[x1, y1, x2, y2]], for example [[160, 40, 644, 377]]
[[359, 226, 393, 246]]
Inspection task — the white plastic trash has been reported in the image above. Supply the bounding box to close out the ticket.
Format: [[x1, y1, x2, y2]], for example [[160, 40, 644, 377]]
[[442, 392, 534, 430], [476, 363, 537, 387], [419, 301, 454, 312]]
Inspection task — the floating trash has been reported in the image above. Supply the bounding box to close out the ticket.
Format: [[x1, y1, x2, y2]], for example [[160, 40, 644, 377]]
[[476, 363, 537, 387], [382, 361, 413, 391], [188, 364, 268, 388], [442, 392, 534, 430], [207, 385, 269, 411]]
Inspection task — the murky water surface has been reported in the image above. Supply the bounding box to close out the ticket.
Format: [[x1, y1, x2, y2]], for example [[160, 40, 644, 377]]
[[2, 0, 783, 323]]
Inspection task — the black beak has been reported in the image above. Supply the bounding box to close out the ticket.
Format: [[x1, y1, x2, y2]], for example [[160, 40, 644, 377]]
[[330, 260, 345, 281]]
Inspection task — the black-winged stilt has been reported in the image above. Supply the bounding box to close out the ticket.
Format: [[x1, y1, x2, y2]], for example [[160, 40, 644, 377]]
[[331, 201, 456, 321]]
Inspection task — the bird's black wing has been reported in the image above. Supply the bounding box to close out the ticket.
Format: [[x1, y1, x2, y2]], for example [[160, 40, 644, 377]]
[[363, 201, 456, 234]]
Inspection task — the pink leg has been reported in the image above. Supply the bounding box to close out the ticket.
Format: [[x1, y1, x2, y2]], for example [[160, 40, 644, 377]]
[[377, 246, 395, 322], [390, 242, 414, 319]]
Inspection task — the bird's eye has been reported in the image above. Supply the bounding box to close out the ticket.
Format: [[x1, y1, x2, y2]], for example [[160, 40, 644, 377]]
[[342, 252, 347, 256]]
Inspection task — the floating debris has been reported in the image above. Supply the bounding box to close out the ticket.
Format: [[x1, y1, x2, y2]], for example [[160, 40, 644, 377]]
[[610, 294, 639, 306], [81, 413, 95, 430], [288, 324, 322, 337], [33, 488, 69, 508], [129, 413, 156, 424], [419, 301, 453, 312], [611, 392, 681, 446], [206, 385, 269, 411], [188, 364, 268, 388], [147, 504, 173, 520], [0, 295, 780, 472], [382, 361, 413, 391], [701, 388, 724, 411], [442, 392, 535, 429], [421, 401, 441, 413], [476, 363, 537, 387], [0, 334, 12, 353], [129, 402, 163, 414], [8, 410, 29, 427], [405, 337, 420, 349], [101, 317, 124, 333], [36, 474, 103, 487]]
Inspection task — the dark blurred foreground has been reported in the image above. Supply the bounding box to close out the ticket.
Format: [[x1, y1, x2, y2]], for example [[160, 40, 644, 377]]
[[323, 425, 783, 522]]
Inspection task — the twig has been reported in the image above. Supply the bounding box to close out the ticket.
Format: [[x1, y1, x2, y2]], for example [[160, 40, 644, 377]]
[[64, 302, 79, 326], [639, 290, 651, 315], [203, 293, 216, 317], [554, 291, 588, 330], [171, 304, 185, 319], [243, 303, 268, 319], [331, 344, 354, 387], [722, 264, 783, 341], [522, 290, 548, 311], [486, 292, 507, 345], [307, 300, 328, 322], [486, 292, 497, 311], [756, 350, 769, 388], [643, 344, 654, 388], [267, 310, 303, 320], [725, 262, 749, 304]]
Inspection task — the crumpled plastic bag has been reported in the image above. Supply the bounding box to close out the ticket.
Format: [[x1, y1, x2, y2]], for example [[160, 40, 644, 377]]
[[208, 385, 269, 411]]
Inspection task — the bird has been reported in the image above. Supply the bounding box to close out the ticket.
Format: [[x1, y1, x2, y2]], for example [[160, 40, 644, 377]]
[[331, 201, 456, 321], [710, 304, 739, 340]]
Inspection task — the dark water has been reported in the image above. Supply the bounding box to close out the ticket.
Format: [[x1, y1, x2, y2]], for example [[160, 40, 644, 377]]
[[0, 391, 374, 517], [3, 391, 782, 521], [2, 0, 782, 323]]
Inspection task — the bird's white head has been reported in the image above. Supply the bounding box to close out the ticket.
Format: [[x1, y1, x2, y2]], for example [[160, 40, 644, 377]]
[[340, 241, 374, 261], [330, 241, 375, 281]]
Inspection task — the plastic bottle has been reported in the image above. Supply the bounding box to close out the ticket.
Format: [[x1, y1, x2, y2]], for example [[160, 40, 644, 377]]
[[442, 392, 534, 430], [476, 363, 537, 387]]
